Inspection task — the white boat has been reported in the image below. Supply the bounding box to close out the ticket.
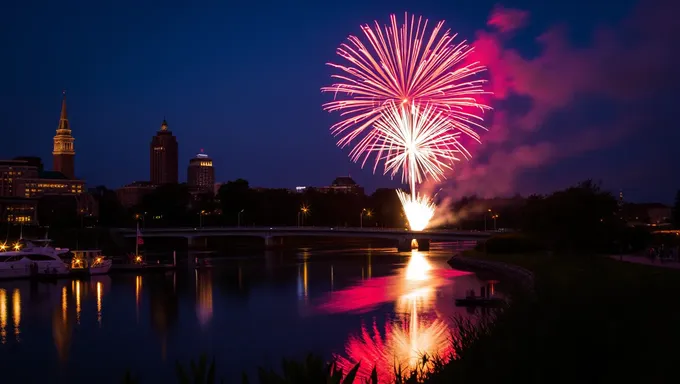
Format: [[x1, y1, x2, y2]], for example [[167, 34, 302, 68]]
[[70, 250, 113, 275], [0, 239, 70, 279]]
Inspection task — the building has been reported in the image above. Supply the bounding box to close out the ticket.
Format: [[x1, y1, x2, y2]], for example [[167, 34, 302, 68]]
[[0, 197, 38, 223], [187, 149, 215, 193], [116, 181, 156, 208], [316, 176, 365, 195], [150, 119, 178, 185], [622, 203, 672, 227], [0, 159, 40, 197], [15, 171, 85, 198], [52, 92, 76, 179]]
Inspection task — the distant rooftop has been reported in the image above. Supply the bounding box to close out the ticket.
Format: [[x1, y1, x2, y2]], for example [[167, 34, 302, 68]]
[[331, 176, 358, 187], [39, 170, 68, 180]]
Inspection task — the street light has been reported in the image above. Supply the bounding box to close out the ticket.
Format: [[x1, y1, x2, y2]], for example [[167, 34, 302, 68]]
[[237, 209, 245, 227], [360, 208, 372, 228], [485, 209, 491, 231], [300, 205, 309, 227], [492, 214, 499, 231], [199, 210, 206, 228]]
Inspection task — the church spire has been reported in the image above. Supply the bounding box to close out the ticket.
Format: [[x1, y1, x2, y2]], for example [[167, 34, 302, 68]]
[[57, 90, 70, 132]]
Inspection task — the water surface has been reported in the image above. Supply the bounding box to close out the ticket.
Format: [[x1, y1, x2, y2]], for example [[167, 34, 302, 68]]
[[0, 246, 488, 383]]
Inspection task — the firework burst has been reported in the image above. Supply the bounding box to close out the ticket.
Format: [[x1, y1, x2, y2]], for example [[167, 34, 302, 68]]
[[323, 13, 490, 231], [322, 12, 490, 150]]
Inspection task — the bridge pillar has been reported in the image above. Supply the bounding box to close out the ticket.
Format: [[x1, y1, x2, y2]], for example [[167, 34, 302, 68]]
[[397, 237, 412, 252], [264, 236, 283, 249], [417, 239, 430, 251]]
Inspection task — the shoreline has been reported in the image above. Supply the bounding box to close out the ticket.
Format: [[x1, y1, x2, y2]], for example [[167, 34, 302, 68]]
[[447, 252, 536, 297]]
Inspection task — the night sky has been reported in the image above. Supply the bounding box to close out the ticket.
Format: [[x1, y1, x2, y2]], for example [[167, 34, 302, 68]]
[[2, 0, 678, 203]]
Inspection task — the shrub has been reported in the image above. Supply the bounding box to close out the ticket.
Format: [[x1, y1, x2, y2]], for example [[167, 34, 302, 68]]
[[477, 233, 544, 254]]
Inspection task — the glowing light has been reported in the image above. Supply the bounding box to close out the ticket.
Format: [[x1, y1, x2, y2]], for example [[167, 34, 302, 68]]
[[96, 282, 102, 326], [398, 190, 436, 232], [0, 289, 6, 344], [13, 242, 20, 251], [12, 289, 20, 341], [405, 251, 432, 281], [0, 243, 6, 251], [75, 281, 81, 324], [323, 13, 490, 231]]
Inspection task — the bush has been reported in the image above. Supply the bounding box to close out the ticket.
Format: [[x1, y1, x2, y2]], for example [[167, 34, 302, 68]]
[[477, 233, 544, 254]]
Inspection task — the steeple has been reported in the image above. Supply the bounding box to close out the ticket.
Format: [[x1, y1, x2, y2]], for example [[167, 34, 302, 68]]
[[160, 118, 168, 131], [57, 91, 70, 132], [53, 90, 75, 179]]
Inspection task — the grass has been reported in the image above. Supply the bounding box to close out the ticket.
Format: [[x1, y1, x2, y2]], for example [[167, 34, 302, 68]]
[[125, 251, 680, 383], [431, 250, 680, 383]]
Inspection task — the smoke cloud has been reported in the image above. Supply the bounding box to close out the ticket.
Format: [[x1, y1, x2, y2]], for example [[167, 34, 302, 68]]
[[429, 0, 679, 226]]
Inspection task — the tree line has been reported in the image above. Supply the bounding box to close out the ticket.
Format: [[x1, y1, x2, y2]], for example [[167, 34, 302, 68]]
[[32, 178, 680, 252]]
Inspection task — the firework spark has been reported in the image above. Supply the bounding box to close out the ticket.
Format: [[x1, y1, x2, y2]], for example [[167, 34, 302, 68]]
[[322, 12, 490, 150], [354, 102, 463, 188], [323, 13, 490, 231]]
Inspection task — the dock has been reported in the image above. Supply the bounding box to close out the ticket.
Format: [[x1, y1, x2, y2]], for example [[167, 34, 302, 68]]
[[455, 280, 506, 308], [110, 263, 176, 273]]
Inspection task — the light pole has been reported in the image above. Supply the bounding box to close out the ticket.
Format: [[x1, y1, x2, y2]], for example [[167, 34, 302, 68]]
[[492, 214, 499, 231], [199, 210, 206, 228], [300, 205, 309, 227], [360, 209, 372, 228], [237, 209, 244, 227], [485, 209, 491, 231]]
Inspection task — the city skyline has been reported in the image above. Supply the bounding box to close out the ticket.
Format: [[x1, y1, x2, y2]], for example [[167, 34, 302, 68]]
[[2, 0, 679, 203]]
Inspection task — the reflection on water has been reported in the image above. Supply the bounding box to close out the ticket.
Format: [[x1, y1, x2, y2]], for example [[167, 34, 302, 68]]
[[12, 289, 20, 341], [297, 251, 310, 300], [196, 270, 213, 326], [96, 282, 103, 327], [0, 288, 6, 344], [0, 247, 483, 383], [323, 251, 460, 383], [136, 275, 142, 323]]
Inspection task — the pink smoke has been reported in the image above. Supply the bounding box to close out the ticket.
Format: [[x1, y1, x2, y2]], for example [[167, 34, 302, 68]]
[[429, 0, 677, 225]]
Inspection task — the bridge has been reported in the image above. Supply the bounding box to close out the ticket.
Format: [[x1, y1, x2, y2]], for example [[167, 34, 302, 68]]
[[116, 226, 491, 251]]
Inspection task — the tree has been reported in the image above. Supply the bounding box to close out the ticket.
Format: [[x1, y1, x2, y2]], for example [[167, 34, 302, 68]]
[[139, 183, 191, 226], [673, 189, 680, 228]]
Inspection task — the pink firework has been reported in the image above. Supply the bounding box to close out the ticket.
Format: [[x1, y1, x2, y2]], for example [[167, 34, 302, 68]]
[[322, 12, 491, 149]]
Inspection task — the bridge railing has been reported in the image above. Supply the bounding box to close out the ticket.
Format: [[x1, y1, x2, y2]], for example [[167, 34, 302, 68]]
[[116, 226, 493, 237]]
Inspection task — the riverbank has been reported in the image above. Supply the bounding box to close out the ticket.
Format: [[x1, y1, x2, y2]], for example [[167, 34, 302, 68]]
[[425, 250, 680, 383]]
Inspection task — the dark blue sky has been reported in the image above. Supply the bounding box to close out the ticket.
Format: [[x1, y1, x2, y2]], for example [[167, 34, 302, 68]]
[[2, 0, 677, 202]]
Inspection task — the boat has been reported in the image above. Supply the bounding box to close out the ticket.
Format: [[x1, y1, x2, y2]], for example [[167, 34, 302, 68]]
[[0, 239, 70, 279], [70, 250, 113, 276]]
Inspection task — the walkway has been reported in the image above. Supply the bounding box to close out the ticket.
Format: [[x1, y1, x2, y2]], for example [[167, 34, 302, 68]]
[[611, 255, 680, 270]]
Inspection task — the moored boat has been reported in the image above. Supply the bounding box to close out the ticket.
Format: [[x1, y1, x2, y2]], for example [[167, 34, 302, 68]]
[[70, 250, 113, 275], [0, 239, 70, 279]]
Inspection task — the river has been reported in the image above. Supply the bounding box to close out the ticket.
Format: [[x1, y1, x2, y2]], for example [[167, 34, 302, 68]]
[[0, 244, 490, 383]]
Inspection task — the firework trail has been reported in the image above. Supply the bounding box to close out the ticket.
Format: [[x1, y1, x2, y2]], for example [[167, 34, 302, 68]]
[[322, 12, 490, 151], [323, 12, 490, 231]]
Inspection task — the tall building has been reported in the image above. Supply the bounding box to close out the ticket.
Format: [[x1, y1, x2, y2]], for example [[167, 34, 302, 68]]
[[150, 119, 178, 185], [52, 92, 75, 179], [187, 149, 215, 193]]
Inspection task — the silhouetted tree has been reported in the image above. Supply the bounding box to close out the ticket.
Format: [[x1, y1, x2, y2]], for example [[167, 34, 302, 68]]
[[90, 185, 127, 227], [139, 183, 191, 226], [673, 190, 680, 228]]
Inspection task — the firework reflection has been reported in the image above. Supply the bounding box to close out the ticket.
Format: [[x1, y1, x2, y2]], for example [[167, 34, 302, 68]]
[[334, 252, 454, 383]]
